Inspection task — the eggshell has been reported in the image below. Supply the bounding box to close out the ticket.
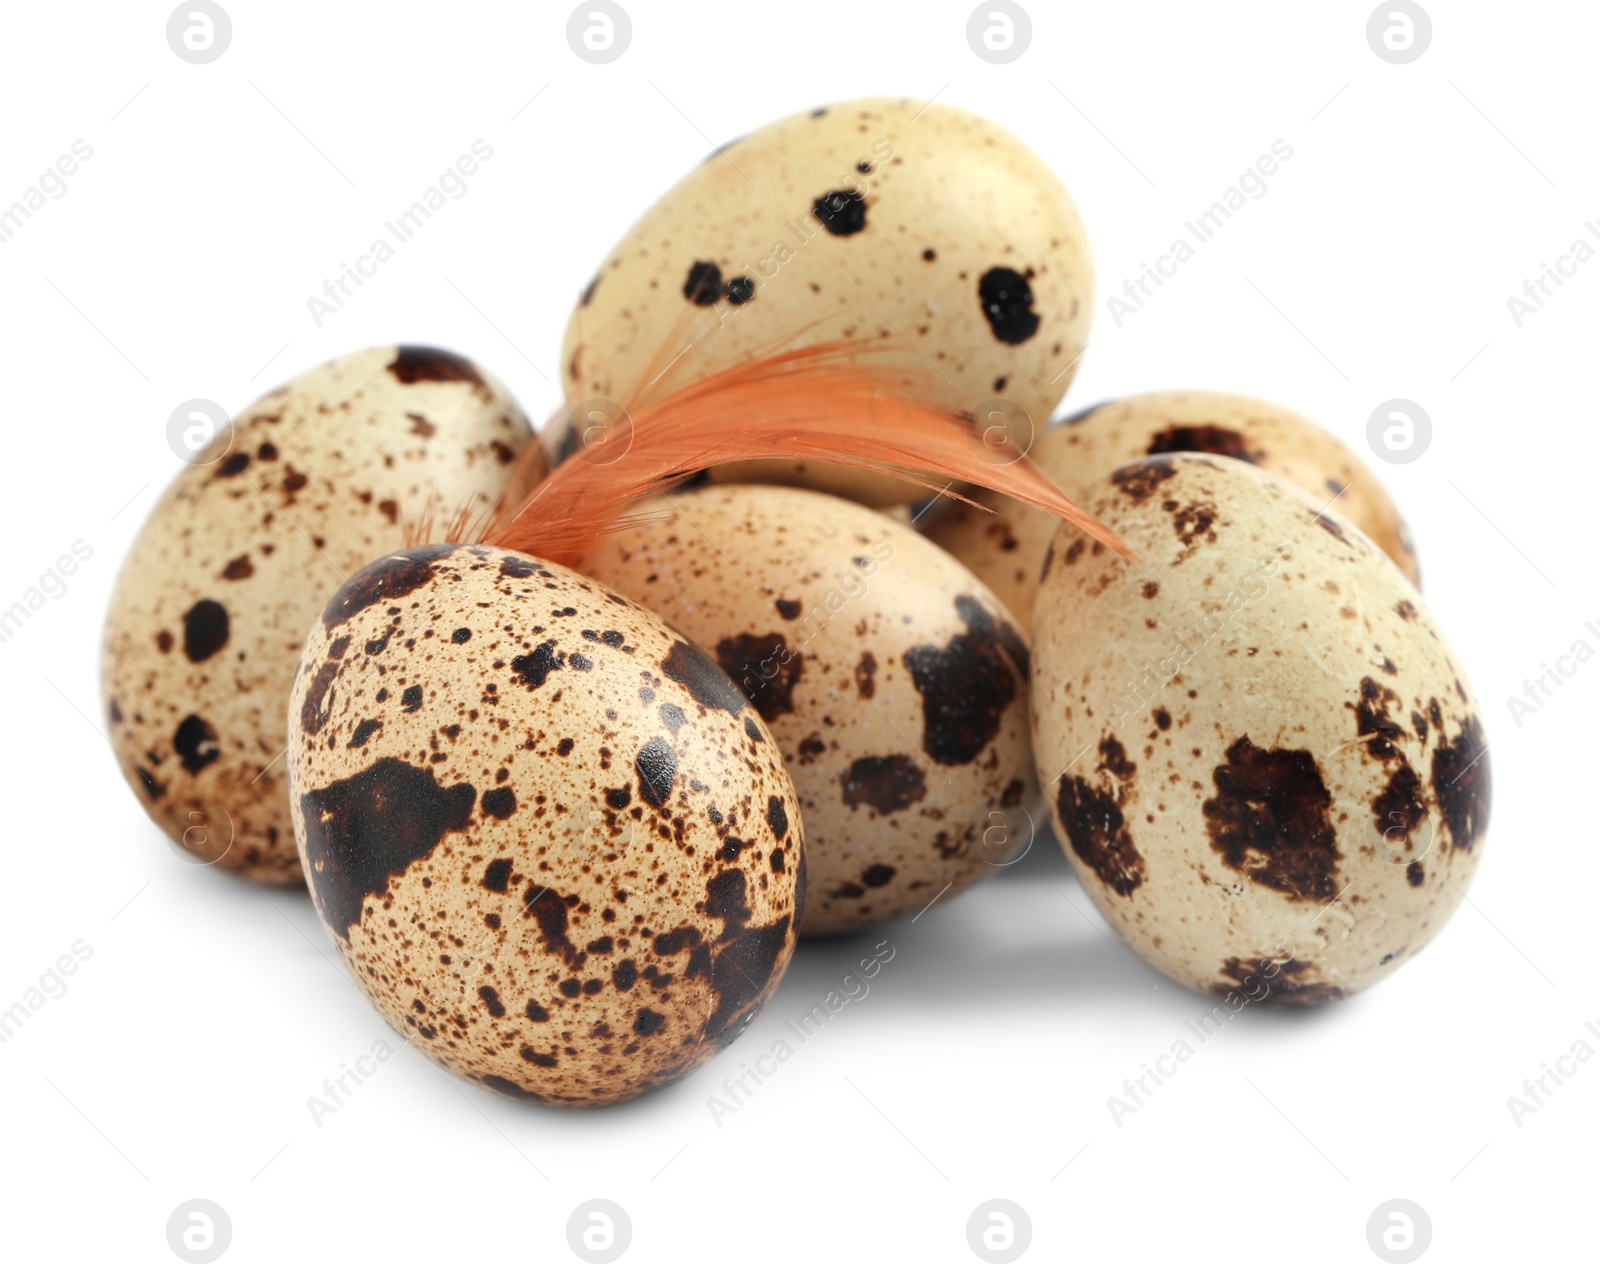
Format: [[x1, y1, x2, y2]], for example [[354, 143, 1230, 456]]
[[102, 347, 538, 882], [287, 544, 802, 1106], [1032, 455, 1488, 1002], [556, 97, 1092, 506], [578, 485, 1033, 934], [924, 391, 1420, 635]]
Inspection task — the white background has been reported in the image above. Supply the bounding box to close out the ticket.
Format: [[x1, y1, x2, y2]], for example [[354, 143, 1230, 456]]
[[0, 2, 1593, 1261]]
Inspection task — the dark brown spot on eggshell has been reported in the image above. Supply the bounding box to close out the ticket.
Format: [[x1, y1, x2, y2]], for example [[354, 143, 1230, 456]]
[[953, 595, 1031, 680], [661, 639, 748, 715], [479, 1075, 546, 1103], [634, 737, 677, 809], [714, 633, 801, 722], [1110, 458, 1178, 504], [323, 544, 457, 629], [683, 261, 722, 305], [1216, 956, 1345, 1006], [348, 718, 382, 747], [904, 597, 1019, 765], [173, 714, 220, 775], [1373, 762, 1427, 848], [523, 885, 580, 964], [1147, 425, 1263, 463], [1350, 676, 1405, 760], [1315, 513, 1351, 545], [500, 555, 544, 579], [182, 599, 229, 662], [977, 266, 1040, 344], [813, 189, 867, 236], [1431, 715, 1490, 852], [511, 641, 564, 690], [387, 346, 488, 390], [841, 755, 927, 814], [299, 757, 477, 939], [300, 660, 340, 736], [1170, 501, 1217, 548], [705, 917, 789, 1042], [1203, 736, 1339, 903], [854, 651, 877, 698], [1055, 737, 1144, 897]]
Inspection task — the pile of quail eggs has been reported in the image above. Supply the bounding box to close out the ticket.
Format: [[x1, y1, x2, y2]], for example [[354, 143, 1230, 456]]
[[103, 98, 1489, 1107]]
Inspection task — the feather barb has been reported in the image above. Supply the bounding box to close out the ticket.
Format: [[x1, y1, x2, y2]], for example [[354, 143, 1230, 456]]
[[482, 339, 1130, 566]]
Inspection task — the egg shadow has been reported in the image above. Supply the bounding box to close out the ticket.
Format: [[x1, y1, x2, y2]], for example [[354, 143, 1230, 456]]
[[772, 832, 1357, 1034], [776, 839, 1147, 1014]]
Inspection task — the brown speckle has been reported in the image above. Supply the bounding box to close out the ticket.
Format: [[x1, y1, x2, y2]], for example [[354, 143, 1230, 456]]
[[323, 544, 456, 629], [388, 346, 488, 393], [1147, 425, 1262, 464], [854, 651, 877, 699], [299, 757, 476, 938], [714, 633, 801, 722], [182, 599, 229, 663], [840, 755, 927, 815], [1110, 458, 1178, 504], [1203, 736, 1339, 903], [1431, 715, 1490, 852], [903, 595, 1021, 765]]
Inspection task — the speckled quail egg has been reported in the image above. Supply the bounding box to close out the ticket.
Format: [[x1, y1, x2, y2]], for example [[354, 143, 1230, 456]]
[[924, 391, 1420, 636], [286, 544, 802, 1105], [1031, 454, 1488, 1003], [103, 346, 539, 881], [555, 97, 1092, 506], [577, 484, 1033, 935]]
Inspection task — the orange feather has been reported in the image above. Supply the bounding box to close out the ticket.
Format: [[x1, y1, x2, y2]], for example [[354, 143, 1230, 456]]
[[480, 338, 1130, 566]]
